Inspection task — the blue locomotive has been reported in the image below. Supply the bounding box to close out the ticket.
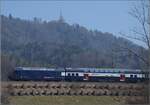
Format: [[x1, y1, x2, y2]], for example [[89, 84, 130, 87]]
[[10, 67, 148, 82]]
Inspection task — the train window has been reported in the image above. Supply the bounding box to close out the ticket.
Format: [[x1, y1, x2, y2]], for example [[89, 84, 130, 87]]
[[76, 73, 79, 76], [68, 73, 70, 76], [72, 73, 74, 76], [130, 75, 133, 78], [134, 75, 137, 78]]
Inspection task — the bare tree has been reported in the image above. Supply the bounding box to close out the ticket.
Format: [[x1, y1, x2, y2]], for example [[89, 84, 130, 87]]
[[120, 0, 150, 69], [129, 0, 150, 48], [119, 1, 150, 104]]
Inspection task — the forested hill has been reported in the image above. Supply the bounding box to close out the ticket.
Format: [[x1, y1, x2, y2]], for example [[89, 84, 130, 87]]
[[1, 15, 148, 80]]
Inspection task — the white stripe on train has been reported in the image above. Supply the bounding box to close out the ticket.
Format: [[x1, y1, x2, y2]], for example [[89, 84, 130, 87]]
[[61, 72, 144, 78]]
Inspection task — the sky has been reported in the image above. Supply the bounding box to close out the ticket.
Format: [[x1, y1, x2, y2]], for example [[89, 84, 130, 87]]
[[1, 0, 144, 46]]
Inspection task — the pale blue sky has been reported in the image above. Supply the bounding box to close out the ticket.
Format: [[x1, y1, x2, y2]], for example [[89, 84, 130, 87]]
[[1, 0, 143, 46]]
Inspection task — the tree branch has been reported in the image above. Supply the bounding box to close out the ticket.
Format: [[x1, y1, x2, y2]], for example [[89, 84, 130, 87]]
[[119, 32, 146, 43]]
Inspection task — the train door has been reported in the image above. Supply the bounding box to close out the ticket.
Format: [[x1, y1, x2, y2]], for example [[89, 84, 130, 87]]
[[120, 74, 125, 81], [83, 74, 89, 80]]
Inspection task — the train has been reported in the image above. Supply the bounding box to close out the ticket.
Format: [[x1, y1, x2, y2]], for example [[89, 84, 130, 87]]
[[9, 67, 149, 82]]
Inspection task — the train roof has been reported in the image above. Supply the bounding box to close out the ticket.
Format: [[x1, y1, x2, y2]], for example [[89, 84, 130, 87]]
[[78, 68, 142, 72], [15, 67, 84, 72], [15, 67, 145, 73], [15, 67, 56, 71]]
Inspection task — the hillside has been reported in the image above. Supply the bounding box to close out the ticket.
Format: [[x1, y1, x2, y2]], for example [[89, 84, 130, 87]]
[[1, 15, 148, 80]]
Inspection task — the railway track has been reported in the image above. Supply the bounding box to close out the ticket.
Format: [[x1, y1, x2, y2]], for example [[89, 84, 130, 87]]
[[3, 81, 147, 96]]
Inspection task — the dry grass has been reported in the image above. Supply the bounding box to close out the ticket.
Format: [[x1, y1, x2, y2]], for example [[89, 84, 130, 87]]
[[8, 96, 124, 105]]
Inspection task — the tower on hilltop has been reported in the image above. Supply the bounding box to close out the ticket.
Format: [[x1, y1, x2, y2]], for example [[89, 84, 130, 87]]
[[58, 10, 65, 23]]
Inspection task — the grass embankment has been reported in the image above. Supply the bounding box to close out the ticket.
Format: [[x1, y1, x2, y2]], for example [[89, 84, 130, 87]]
[[8, 96, 124, 105]]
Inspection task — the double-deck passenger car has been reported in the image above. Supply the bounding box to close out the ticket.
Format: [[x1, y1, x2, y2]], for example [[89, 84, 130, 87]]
[[10, 67, 148, 82]]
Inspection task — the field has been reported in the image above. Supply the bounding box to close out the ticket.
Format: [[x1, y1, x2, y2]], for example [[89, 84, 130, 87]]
[[7, 96, 124, 105], [2, 82, 148, 105]]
